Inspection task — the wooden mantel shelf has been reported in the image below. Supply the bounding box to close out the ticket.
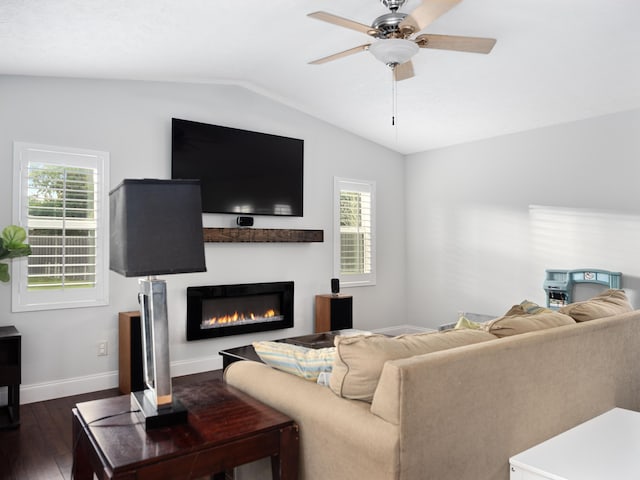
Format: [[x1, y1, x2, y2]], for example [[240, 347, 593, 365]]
[[203, 227, 324, 243]]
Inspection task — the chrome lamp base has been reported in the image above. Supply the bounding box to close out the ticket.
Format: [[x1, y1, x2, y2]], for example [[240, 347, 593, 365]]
[[135, 277, 188, 430]]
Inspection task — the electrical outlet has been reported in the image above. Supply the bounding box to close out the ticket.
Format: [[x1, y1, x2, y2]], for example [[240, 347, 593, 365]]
[[97, 341, 108, 356]]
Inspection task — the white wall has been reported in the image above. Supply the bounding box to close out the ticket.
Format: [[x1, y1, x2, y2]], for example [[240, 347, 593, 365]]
[[7, 75, 638, 402], [405, 108, 640, 328], [0, 75, 406, 403]]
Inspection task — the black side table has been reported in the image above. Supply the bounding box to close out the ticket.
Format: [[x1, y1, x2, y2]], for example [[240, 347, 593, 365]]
[[0, 326, 21, 429]]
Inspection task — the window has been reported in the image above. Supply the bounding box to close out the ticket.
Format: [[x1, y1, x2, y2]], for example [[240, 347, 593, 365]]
[[333, 177, 376, 287], [12, 142, 109, 312]]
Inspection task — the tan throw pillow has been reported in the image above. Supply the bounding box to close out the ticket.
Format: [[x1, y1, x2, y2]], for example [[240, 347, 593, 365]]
[[519, 299, 553, 314], [483, 309, 575, 337], [559, 289, 633, 322], [501, 300, 552, 317], [329, 329, 497, 402]]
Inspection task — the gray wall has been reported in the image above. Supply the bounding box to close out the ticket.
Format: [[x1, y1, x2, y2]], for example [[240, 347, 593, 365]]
[[0, 75, 406, 402], [405, 108, 640, 327]]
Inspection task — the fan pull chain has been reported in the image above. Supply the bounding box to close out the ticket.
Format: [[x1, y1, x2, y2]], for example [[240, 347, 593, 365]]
[[391, 66, 397, 127]]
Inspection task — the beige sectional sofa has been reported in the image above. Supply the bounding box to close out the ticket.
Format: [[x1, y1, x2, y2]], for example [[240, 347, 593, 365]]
[[224, 292, 640, 480]]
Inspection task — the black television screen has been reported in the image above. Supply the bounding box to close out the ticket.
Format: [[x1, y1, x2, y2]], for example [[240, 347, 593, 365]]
[[171, 118, 304, 216]]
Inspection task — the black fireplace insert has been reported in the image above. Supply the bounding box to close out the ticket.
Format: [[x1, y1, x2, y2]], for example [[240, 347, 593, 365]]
[[186, 281, 294, 340]]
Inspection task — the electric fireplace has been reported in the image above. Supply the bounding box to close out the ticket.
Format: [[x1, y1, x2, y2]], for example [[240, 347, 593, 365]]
[[186, 281, 294, 340]]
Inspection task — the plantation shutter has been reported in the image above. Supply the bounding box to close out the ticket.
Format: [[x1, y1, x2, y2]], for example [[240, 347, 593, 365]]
[[334, 178, 376, 287], [12, 142, 109, 312], [340, 190, 372, 274], [27, 164, 98, 289]]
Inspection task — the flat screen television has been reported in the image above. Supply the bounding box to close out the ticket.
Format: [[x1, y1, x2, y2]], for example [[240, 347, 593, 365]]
[[171, 118, 304, 217]]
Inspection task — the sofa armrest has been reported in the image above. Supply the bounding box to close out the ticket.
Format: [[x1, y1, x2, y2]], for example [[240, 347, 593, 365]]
[[225, 360, 399, 480], [371, 312, 640, 480]]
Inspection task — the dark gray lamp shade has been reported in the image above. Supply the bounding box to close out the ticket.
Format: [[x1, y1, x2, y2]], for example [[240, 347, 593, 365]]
[[110, 179, 206, 277]]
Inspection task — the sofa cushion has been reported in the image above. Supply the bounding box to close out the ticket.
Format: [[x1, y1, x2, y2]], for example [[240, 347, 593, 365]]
[[329, 329, 497, 402], [252, 341, 335, 381], [483, 308, 575, 337], [518, 299, 553, 314], [559, 289, 633, 322]]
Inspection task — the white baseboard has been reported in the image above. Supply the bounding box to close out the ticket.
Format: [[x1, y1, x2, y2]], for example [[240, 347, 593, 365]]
[[21, 371, 119, 405], [20, 354, 224, 404], [170, 354, 223, 378]]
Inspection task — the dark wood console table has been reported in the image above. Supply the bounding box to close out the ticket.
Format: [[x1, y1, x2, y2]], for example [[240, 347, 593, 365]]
[[72, 379, 298, 479]]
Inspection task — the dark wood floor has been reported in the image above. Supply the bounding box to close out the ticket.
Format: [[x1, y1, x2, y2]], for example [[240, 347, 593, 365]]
[[0, 370, 223, 480]]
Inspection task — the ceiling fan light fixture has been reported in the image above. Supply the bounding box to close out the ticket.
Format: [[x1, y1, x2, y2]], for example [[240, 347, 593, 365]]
[[369, 38, 419, 66]]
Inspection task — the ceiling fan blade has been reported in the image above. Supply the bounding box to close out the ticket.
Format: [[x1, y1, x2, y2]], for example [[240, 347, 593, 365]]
[[416, 33, 496, 54], [308, 44, 371, 65], [308, 11, 377, 36], [394, 61, 415, 81], [400, 0, 462, 33]]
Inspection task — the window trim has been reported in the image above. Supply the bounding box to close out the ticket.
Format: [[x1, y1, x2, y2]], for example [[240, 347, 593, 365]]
[[333, 177, 376, 288], [12, 142, 110, 312]]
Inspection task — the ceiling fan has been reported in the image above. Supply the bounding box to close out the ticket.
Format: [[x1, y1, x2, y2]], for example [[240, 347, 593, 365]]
[[308, 0, 496, 81]]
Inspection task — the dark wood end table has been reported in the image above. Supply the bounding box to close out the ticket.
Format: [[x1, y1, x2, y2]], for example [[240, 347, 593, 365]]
[[72, 379, 298, 479]]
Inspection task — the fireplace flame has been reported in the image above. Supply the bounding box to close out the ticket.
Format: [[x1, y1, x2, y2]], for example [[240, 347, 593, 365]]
[[203, 309, 278, 327]]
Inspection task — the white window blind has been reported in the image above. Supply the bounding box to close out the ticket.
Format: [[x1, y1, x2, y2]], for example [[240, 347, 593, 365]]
[[334, 177, 376, 287], [12, 143, 109, 312]]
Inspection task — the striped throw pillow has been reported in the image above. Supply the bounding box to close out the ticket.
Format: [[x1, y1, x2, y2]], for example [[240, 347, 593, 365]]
[[252, 341, 335, 381]]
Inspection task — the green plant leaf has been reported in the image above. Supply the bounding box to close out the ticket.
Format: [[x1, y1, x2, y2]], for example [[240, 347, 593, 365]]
[[3, 244, 32, 259], [0, 262, 9, 283], [0, 225, 31, 264], [3, 225, 27, 249]]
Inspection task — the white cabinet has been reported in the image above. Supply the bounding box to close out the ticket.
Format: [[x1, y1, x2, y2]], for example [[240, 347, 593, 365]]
[[509, 408, 640, 480]]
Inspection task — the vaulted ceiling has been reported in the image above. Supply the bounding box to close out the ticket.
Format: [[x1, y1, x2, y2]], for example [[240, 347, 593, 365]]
[[2, 0, 639, 154]]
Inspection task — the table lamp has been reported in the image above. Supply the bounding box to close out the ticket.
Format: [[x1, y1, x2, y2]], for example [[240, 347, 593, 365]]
[[110, 179, 206, 429]]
